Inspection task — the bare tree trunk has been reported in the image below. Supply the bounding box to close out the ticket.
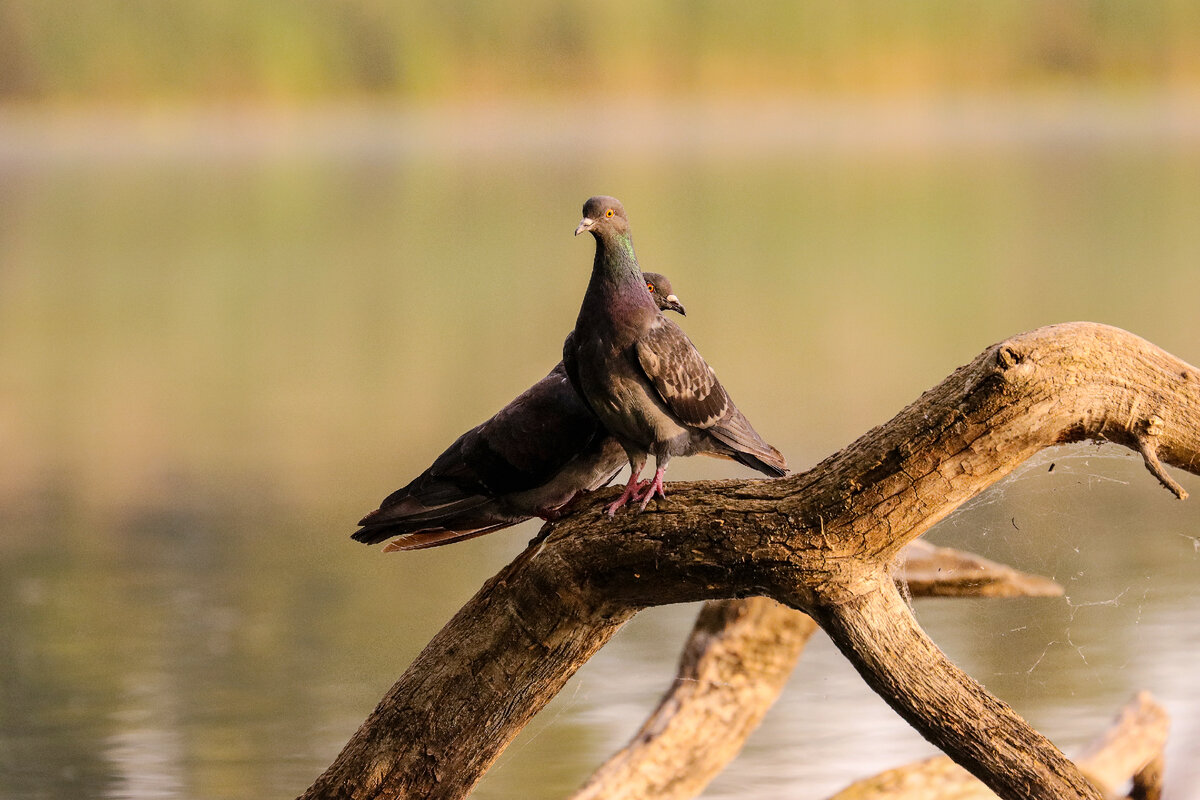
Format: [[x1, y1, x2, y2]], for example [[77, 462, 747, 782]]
[[815, 571, 1100, 798], [301, 322, 1200, 800], [572, 541, 1064, 800], [299, 548, 638, 800]]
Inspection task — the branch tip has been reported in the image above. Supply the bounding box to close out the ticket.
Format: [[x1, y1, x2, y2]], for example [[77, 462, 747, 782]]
[[1136, 432, 1188, 500]]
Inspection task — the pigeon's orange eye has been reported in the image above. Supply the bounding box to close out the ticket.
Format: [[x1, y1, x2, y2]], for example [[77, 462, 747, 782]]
[[605, 208, 614, 218], [645, 282, 655, 293]]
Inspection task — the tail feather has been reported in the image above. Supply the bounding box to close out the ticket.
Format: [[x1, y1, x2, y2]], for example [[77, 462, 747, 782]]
[[707, 408, 788, 477], [352, 488, 513, 546], [728, 447, 788, 478], [380, 523, 512, 552]]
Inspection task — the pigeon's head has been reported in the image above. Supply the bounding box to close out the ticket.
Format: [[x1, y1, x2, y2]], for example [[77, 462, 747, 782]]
[[643, 272, 685, 316], [575, 196, 629, 238]]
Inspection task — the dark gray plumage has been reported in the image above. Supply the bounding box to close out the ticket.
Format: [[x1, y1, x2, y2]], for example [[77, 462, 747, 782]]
[[565, 196, 787, 516], [353, 273, 684, 551]]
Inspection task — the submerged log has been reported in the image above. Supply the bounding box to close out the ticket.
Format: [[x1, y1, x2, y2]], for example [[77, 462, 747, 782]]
[[827, 691, 1169, 800]]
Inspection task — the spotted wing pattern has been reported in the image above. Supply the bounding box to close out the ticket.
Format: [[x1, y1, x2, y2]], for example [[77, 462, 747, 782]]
[[634, 316, 730, 429]]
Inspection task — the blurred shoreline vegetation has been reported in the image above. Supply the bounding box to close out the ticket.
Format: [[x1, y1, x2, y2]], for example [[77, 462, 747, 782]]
[[1, 1, 1199, 106], [3, 0, 1200, 522]]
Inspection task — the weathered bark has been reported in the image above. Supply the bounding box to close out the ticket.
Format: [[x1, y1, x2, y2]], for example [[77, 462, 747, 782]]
[[299, 547, 638, 800], [571, 541, 1063, 800], [827, 691, 1169, 800], [302, 322, 1200, 800], [816, 571, 1101, 798]]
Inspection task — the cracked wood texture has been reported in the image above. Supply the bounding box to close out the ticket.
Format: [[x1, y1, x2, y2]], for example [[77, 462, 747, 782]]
[[828, 691, 1169, 800], [300, 322, 1200, 800], [570, 541, 1064, 800]]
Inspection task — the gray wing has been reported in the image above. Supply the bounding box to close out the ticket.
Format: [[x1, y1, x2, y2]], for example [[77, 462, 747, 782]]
[[634, 316, 730, 429], [635, 316, 789, 476]]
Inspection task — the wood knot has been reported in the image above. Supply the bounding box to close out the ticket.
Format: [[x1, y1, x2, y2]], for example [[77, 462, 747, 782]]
[[1136, 416, 1187, 499], [1143, 415, 1166, 438], [995, 344, 1023, 370]]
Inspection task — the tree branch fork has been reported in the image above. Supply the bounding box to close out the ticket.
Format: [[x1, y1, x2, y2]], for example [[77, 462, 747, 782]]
[[303, 322, 1200, 800]]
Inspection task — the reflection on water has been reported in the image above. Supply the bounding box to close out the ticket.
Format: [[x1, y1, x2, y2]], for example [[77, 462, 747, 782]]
[[1, 106, 1199, 798]]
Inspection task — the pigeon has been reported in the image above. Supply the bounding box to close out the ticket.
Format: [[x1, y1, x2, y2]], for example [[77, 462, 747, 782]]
[[565, 195, 787, 516], [353, 273, 685, 551]]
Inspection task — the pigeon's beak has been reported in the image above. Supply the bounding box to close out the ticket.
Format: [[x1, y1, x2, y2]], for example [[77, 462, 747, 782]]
[[664, 295, 686, 316], [575, 217, 595, 236]]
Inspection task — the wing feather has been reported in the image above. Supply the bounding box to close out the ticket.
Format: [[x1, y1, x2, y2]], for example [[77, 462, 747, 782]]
[[634, 316, 729, 428]]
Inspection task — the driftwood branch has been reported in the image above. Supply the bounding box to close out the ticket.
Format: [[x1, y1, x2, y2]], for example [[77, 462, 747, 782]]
[[828, 691, 1169, 800], [894, 538, 1064, 598], [816, 570, 1100, 798], [302, 322, 1200, 800], [571, 541, 1063, 800], [572, 596, 817, 800]]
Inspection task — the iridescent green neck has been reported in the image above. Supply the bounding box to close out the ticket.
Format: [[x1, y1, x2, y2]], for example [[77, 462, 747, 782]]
[[594, 230, 642, 284]]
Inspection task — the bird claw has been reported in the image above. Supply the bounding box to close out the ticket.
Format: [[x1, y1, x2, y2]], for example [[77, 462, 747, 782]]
[[604, 465, 662, 515], [637, 469, 667, 511], [605, 469, 667, 515], [605, 476, 650, 517]]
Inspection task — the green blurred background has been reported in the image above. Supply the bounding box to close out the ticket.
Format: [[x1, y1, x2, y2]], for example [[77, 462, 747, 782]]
[[2, 1, 1200, 102], [2, 3, 1199, 799]]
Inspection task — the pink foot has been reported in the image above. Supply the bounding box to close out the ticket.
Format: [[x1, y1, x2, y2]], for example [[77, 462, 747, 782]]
[[606, 466, 647, 517], [637, 468, 667, 511]]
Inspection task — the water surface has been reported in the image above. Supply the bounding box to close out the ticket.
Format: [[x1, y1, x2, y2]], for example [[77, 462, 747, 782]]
[[2, 103, 1199, 798]]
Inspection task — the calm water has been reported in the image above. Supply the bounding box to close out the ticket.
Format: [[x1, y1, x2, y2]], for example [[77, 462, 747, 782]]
[[2, 102, 1199, 798]]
